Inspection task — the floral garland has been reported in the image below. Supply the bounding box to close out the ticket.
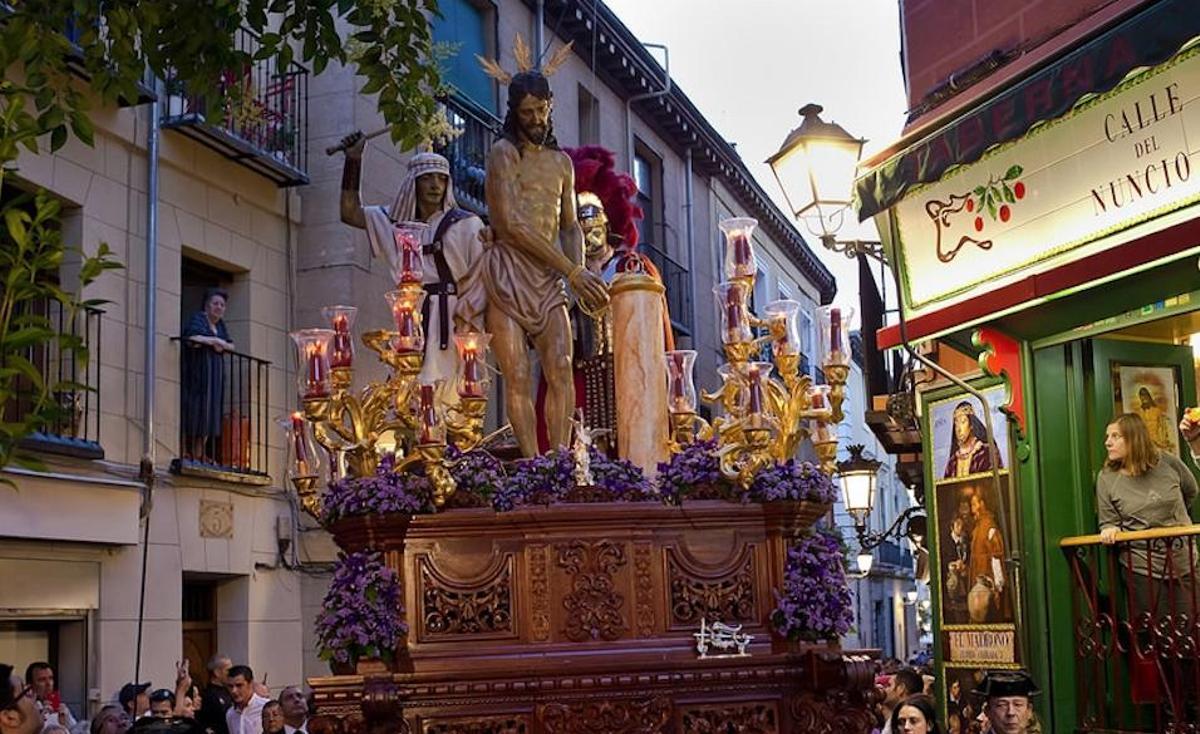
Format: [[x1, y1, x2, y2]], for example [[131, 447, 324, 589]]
[[748, 459, 837, 504], [321, 459, 434, 523], [771, 527, 854, 642], [315, 551, 407, 666], [446, 445, 505, 504], [492, 447, 654, 511], [655, 439, 738, 503]]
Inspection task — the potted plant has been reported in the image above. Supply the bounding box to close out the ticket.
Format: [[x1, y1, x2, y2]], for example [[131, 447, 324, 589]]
[[315, 550, 406, 675], [655, 439, 740, 502], [770, 527, 855, 652]]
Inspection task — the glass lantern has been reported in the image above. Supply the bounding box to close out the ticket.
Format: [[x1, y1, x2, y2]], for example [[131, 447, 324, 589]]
[[808, 384, 834, 442], [763, 299, 802, 357], [290, 328, 334, 400], [715, 281, 753, 346], [665, 350, 698, 415], [392, 220, 428, 285], [716, 363, 747, 417], [766, 104, 865, 231], [417, 381, 445, 446], [279, 412, 321, 481], [719, 217, 759, 282], [816, 304, 854, 367], [454, 332, 493, 399], [385, 289, 427, 354], [322, 305, 358, 369]]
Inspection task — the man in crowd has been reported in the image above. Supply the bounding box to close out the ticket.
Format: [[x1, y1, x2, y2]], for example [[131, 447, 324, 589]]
[[0, 665, 39, 734], [974, 670, 1039, 734], [24, 662, 76, 730], [225, 666, 269, 734], [121, 682, 152, 719], [279, 686, 308, 734], [149, 689, 177, 719], [879, 667, 925, 734], [199, 655, 233, 734]]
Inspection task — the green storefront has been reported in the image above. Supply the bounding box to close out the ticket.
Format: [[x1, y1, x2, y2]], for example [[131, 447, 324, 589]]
[[855, 5, 1200, 731]]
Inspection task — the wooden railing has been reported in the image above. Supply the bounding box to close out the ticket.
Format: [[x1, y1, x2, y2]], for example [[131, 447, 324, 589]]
[[1060, 525, 1200, 732]]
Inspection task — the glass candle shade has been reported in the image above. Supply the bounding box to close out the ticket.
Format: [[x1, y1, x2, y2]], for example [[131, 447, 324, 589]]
[[719, 217, 759, 282], [322, 305, 358, 369], [385, 289, 427, 354], [817, 304, 854, 367], [763, 299, 802, 357], [279, 412, 321, 480], [715, 281, 753, 346], [392, 220, 428, 285], [290, 328, 334, 400], [454, 332, 493, 399], [741, 362, 773, 428], [665, 350, 698, 415], [808, 384, 834, 442], [418, 381, 445, 445], [717, 363, 747, 416]]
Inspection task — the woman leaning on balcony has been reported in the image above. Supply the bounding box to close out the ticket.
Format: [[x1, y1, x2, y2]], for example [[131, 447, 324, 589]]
[[182, 288, 235, 463], [1096, 411, 1199, 612]]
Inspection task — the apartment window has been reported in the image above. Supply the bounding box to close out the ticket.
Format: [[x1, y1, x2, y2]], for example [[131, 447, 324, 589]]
[[633, 142, 662, 248], [578, 85, 599, 146], [430, 0, 498, 112]]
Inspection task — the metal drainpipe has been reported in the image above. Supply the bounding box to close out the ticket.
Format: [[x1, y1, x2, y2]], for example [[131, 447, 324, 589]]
[[534, 0, 544, 67], [684, 146, 696, 343], [625, 43, 670, 175], [135, 79, 161, 685]]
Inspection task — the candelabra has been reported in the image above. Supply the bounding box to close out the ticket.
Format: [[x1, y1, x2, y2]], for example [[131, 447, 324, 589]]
[[285, 221, 496, 516], [665, 218, 852, 483]]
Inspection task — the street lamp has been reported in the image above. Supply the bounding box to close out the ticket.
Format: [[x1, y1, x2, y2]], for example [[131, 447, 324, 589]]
[[767, 103, 884, 261], [837, 445, 881, 527], [853, 551, 874, 578]]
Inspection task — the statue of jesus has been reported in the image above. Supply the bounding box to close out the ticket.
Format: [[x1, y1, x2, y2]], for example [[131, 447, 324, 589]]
[[483, 70, 608, 455]]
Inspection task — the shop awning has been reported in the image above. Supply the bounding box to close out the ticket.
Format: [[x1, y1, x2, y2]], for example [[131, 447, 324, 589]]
[[855, 0, 1200, 220]]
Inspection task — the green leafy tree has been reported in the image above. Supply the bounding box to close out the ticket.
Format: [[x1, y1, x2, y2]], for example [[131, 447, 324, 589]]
[[1, 1, 445, 476]]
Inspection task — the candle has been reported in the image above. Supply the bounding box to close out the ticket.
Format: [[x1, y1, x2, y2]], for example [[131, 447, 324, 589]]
[[291, 412, 312, 476], [395, 305, 420, 353], [419, 383, 440, 445], [732, 233, 752, 268], [330, 314, 353, 368], [395, 230, 422, 284], [747, 365, 764, 415], [811, 391, 825, 410], [829, 307, 842, 355], [724, 288, 746, 343], [461, 345, 482, 398], [303, 341, 330, 399]]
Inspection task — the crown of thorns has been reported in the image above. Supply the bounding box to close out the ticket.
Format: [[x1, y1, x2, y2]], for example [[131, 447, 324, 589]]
[[476, 33, 574, 84]]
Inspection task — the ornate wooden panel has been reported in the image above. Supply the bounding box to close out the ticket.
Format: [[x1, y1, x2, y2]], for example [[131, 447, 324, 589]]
[[679, 701, 780, 733], [633, 542, 656, 637], [666, 545, 757, 629], [418, 553, 515, 640], [539, 697, 671, 734], [556, 539, 628, 642], [528, 544, 552, 642], [422, 715, 529, 734]]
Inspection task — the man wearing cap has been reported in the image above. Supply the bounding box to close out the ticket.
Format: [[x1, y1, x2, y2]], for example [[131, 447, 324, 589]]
[[338, 132, 488, 391], [974, 670, 1040, 734], [121, 682, 152, 719], [0, 664, 41, 734]]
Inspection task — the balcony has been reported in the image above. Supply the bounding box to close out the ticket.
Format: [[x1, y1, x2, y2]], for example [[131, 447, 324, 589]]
[[160, 27, 309, 186], [1061, 525, 1200, 731], [640, 242, 693, 337], [434, 95, 500, 215], [169, 338, 271, 486], [8, 299, 103, 460]]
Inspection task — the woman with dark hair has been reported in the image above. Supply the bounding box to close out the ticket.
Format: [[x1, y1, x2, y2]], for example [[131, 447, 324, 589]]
[[889, 694, 942, 734], [182, 288, 234, 462], [943, 401, 1003, 479]]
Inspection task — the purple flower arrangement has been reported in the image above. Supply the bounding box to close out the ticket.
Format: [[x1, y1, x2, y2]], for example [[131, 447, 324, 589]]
[[748, 459, 837, 504], [315, 551, 407, 666], [322, 462, 434, 523], [655, 439, 737, 503], [771, 528, 854, 642], [491, 447, 654, 510], [446, 446, 505, 504]]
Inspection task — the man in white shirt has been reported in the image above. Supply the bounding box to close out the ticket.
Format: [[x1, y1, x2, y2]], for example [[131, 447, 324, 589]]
[[224, 667, 268, 734], [24, 662, 76, 730], [279, 686, 308, 734]]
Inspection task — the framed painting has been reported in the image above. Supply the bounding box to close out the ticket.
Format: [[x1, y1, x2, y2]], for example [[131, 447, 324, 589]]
[[1113, 363, 1181, 456]]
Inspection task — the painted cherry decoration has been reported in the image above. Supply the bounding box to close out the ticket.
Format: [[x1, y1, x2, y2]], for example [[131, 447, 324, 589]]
[[1014, 181, 1025, 199], [974, 217, 984, 232]]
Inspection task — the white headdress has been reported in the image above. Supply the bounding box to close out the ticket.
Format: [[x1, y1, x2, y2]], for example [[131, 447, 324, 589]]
[[389, 152, 458, 221]]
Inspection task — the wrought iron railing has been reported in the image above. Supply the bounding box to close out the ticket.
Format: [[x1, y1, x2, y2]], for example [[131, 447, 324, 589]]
[[7, 299, 103, 459], [160, 26, 308, 185], [171, 337, 271, 483], [434, 95, 499, 215], [640, 242, 692, 336], [1061, 526, 1200, 732]]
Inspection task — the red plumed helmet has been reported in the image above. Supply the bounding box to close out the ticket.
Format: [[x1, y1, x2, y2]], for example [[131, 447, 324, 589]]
[[565, 145, 643, 250]]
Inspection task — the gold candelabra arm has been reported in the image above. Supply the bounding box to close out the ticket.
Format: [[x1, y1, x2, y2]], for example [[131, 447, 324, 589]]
[[417, 443, 456, 507], [445, 396, 488, 449], [822, 363, 851, 424], [290, 476, 323, 521]]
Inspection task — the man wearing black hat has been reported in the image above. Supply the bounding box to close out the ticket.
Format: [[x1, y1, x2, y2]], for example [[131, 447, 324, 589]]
[[120, 682, 153, 719], [974, 670, 1040, 734]]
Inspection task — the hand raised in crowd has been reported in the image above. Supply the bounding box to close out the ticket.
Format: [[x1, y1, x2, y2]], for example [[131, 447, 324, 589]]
[[1180, 407, 1200, 443], [254, 672, 271, 699]]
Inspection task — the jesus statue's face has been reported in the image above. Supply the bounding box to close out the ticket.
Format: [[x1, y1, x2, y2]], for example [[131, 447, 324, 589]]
[[515, 94, 552, 146]]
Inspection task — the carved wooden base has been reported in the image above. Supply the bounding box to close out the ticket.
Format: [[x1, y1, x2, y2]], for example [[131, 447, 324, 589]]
[[315, 501, 879, 733]]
